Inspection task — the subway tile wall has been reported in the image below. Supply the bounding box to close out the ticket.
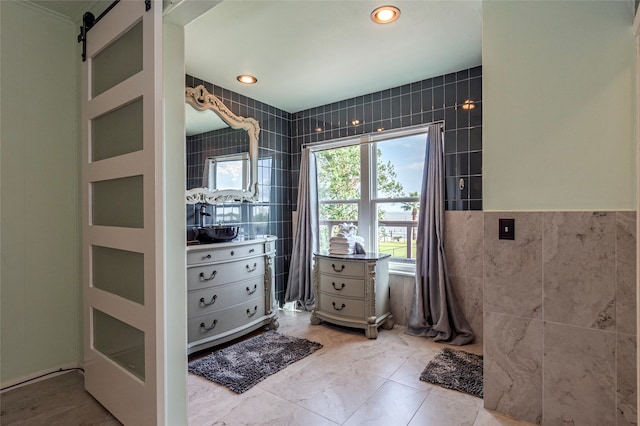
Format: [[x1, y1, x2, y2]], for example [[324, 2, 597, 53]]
[[185, 67, 482, 304], [185, 75, 292, 304], [289, 66, 482, 210]]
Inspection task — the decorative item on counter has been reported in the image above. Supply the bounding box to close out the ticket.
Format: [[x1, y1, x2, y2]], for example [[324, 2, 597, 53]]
[[329, 223, 365, 255], [193, 225, 239, 243]]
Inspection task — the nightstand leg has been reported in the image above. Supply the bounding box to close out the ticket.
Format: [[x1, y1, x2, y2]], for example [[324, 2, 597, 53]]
[[310, 311, 321, 325], [365, 325, 379, 339]]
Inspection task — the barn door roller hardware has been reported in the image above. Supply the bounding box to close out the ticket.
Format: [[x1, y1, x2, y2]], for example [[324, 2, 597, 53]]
[[77, 0, 151, 62]]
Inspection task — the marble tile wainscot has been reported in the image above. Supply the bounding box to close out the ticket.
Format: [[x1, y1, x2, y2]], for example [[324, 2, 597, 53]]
[[483, 211, 637, 426], [388, 211, 484, 343]]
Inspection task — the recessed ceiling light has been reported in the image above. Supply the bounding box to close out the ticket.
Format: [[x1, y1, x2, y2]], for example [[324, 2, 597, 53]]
[[461, 99, 475, 110], [371, 5, 400, 24], [237, 74, 257, 84], [351, 119, 361, 126]]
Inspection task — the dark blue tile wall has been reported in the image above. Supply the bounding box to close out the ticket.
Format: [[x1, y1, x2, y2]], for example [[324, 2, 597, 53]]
[[186, 66, 482, 304], [185, 75, 292, 304], [290, 66, 482, 211]]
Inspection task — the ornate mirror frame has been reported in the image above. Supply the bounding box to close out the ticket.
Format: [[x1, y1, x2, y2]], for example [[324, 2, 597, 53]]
[[185, 85, 259, 204]]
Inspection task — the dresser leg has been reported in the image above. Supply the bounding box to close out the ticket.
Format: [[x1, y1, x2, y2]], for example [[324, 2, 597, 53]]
[[268, 319, 280, 330]]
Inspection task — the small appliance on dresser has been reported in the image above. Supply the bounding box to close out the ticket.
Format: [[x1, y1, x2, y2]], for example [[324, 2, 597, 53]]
[[186, 235, 278, 354], [311, 252, 394, 339]]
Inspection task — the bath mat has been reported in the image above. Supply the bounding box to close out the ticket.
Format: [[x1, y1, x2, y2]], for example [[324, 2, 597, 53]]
[[420, 348, 483, 398], [188, 331, 322, 394]]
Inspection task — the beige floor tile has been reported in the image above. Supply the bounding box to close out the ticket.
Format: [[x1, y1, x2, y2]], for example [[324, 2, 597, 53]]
[[298, 369, 387, 424], [343, 380, 430, 426], [409, 395, 479, 426]]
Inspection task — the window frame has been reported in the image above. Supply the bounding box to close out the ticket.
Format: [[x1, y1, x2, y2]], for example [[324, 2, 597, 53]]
[[309, 125, 430, 273]]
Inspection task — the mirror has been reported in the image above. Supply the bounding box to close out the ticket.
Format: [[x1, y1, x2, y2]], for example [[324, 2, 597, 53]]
[[185, 85, 259, 204], [202, 152, 250, 191]]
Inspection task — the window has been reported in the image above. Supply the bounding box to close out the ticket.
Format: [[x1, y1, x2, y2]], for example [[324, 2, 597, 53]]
[[313, 129, 427, 270]]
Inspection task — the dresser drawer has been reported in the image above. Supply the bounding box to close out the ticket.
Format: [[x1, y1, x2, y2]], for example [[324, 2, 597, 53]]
[[319, 275, 364, 298], [187, 243, 264, 266], [319, 294, 364, 319], [187, 278, 265, 318], [318, 259, 365, 277], [188, 259, 265, 291], [188, 299, 265, 343]]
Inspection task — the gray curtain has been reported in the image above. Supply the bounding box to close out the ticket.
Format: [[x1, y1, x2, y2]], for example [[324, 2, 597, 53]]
[[406, 124, 475, 345], [285, 148, 318, 311]]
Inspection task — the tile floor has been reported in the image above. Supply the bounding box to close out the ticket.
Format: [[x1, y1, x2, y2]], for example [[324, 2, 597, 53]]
[[188, 310, 534, 426], [1, 310, 534, 425]]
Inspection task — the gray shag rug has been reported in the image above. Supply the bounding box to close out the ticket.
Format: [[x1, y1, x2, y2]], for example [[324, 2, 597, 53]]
[[188, 331, 323, 394], [420, 348, 483, 398]]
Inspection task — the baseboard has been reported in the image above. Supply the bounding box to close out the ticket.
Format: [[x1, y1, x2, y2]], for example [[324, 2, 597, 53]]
[[0, 362, 82, 393]]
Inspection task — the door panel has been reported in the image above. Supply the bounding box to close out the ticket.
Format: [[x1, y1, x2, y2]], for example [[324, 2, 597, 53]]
[[91, 98, 144, 161], [92, 20, 143, 97], [81, 1, 163, 424], [91, 175, 144, 228]]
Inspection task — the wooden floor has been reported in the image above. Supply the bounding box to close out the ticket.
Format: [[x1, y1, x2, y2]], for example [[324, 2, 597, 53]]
[[0, 371, 120, 425]]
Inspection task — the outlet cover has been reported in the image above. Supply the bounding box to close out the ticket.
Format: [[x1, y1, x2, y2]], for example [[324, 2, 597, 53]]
[[499, 218, 515, 240]]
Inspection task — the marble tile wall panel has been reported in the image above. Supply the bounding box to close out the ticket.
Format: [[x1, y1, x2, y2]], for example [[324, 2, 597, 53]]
[[389, 274, 414, 326], [617, 333, 638, 426], [616, 212, 637, 336], [483, 311, 543, 425], [543, 212, 616, 330], [466, 277, 483, 343], [543, 322, 616, 425], [444, 211, 484, 279], [484, 212, 542, 319], [483, 210, 636, 425], [450, 275, 467, 315], [443, 211, 484, 343]]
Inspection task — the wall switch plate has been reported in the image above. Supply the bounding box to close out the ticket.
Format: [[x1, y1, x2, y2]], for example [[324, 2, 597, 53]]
[[499, 218, 515, 240]]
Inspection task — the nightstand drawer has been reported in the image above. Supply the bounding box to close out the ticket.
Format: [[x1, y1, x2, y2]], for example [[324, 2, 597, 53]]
[[319, 294, 364, 319], [318, 259, 365, 277], [319, 275, 364, 298]]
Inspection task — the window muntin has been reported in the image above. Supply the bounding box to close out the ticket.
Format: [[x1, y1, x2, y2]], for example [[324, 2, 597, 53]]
[[313, 130, 427, 266]]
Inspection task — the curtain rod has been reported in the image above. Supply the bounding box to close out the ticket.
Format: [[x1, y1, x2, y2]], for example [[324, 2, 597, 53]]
[[301, 120, 444, 151]]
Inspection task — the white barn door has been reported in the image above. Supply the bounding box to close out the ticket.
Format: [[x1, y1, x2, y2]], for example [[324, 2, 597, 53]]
[[80, 1, 164, 424]]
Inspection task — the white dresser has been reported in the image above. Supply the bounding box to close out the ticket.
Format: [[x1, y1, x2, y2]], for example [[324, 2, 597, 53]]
[[311, 253, 394, 339], [186, 235, 278, 354]]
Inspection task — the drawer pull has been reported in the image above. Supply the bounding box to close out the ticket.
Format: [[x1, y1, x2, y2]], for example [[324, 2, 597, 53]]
[[199, 270, 217, 281], [246, 263, 258, 273], [332, 282, 346, 291], [332, 264, 345, 273], [230, 250, 235, 256], [332, 302, 346, 311], [199, 294, 217, 307], [202, 254, 212, 260], [200, 319, 218, 332], [249, 248, 255, 253], [246, 284, 258, 295], [246, 306, 258, 317]]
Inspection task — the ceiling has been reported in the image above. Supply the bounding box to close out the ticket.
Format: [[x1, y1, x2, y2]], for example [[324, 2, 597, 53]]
[[185, 1, 482, 113], [29, 0, 482, 113]]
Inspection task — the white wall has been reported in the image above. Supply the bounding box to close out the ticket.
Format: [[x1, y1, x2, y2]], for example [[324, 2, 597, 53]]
[[0, 1, 81, 384], [163, 20, 188, 425], [483, 0, 637, 211]]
